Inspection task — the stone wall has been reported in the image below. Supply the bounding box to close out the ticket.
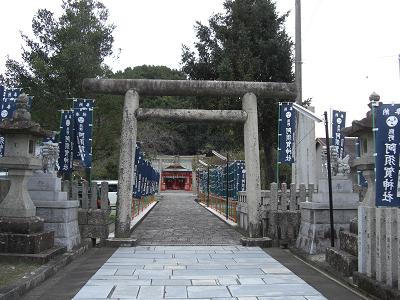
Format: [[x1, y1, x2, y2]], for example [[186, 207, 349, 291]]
[[62, 180, 112, 244], [237, 183, 311, 245]]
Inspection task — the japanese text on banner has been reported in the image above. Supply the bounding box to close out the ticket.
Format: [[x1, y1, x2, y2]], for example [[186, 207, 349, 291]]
[[58, 111, 74, 173], [73, 99, 94, 168], [278, 102, 296, 164], [331, 110, 346, 158], [375, 103, 400, 207]]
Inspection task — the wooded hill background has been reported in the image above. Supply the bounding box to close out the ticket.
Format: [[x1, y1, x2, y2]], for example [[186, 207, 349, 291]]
[[0, 0, 294, 187]]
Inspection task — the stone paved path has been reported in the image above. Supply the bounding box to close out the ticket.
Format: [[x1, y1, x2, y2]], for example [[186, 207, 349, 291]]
[[131, 192, 243, 245], [73, 245, 326, 299]]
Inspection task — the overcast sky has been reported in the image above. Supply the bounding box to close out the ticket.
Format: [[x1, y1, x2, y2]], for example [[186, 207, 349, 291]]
[[1, 0, 400, 136]]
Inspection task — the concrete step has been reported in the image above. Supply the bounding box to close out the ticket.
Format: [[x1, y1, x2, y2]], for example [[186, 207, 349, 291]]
[[325, 247, 358, 277], [349, 217, 358, 234], [339, 230, 358, 256]]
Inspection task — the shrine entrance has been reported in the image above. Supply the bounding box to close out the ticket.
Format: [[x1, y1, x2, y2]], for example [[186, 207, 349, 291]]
[[159, 156, 193, 192], [82, 78, 296, 239]]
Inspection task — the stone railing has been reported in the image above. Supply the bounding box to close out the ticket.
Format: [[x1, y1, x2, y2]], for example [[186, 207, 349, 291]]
[[62, 180, 109, 209], [62, 180, 111, 245], [238, 183, 314, 245]]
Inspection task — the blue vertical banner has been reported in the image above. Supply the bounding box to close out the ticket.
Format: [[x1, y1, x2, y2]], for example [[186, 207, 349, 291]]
[[73, 99, 94, 168], [1, 88, 21, 120], [58, 110, 74, 173], [0, 87, 28, 157], [331, 110, 346, 158], [278, 102, 296, 164], [375, 103, 400, 207], [0, 85, 5, 156]]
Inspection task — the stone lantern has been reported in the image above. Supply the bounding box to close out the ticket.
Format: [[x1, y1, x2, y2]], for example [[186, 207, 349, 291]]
[[342, 92, 378, 275], [0, 94, 55, 254], [342, 93, 377, 206]]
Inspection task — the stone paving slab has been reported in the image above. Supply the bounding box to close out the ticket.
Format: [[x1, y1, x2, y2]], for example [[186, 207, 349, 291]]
[[73, 246, 326, 299]]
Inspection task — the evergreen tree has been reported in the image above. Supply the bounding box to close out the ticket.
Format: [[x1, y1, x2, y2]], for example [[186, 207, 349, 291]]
[[181, 0, 293, 185], [2, 0, 115, 129]]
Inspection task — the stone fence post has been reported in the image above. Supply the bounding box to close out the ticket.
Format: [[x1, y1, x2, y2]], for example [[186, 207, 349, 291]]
[[100, 181, 109, 209], [270, 183, 278, 211], [90, 182, 98, 209], [289, 183, 296, 211], [281, 183, 288, 211]]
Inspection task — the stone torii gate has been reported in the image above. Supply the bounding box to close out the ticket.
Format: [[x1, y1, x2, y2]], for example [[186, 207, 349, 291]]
[[82, 78, 296, 241]]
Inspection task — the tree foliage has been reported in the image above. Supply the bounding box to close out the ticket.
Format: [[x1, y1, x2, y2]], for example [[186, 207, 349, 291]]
[[181, 0, 293, 185], [2, 0, 115, 129]]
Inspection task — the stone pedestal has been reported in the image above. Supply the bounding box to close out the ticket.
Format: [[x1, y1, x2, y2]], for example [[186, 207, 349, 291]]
[[78, 208, 111, 244], [28, 173, 81, 250], [296, 177, 359, 254], [0, 216, 54, 254]]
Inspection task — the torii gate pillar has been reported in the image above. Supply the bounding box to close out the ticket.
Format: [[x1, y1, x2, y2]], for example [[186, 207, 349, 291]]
[[115, 89, 139, 238], [242, 93, 262, 238]]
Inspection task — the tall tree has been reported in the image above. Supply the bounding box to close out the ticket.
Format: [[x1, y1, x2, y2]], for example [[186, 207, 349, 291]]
[[181, 0, 293, 186], [2, 0, 115, 129]]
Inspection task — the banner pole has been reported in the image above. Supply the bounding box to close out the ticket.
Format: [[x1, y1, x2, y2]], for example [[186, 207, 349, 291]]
[[276, 103, 281, 187], [324, 111, 335, 247]]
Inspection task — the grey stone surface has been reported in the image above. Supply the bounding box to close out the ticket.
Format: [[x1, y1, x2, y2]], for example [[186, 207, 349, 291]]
[[296, 179, 358, 254], [325, 246, 357, 277], [138, 285, 164, 298], [165, 285, 187, 298], [137, 108, 247, 123], [74, 284, 114, 298], [294, 106, 317, 188], [31, 190, 68, 201], [36, 204, 78, 223], [339, 230, 358, 256], [228, 283, 320, 297], [28, 174, 81, 250], [131, 192, 243, 245], [243, 93, 262, 238], [111, 285, 140, 298], [28, 174, 62, 192], [115, 89, 138, 238], [82, 78, 297, 99], [73, 246, 326, 299], [317, 177, 354, 194]]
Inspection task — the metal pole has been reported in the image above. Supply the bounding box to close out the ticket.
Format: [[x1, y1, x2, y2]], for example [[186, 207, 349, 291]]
[[207, 166, 210, 207], [295, 0, 302, 104], [324, 111, 335, 247], [226, 153, 229, 220], [293, 0, 302, 187]]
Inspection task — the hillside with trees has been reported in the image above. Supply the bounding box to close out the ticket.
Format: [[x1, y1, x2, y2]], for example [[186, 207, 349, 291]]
[[0, 0, 294, 183]]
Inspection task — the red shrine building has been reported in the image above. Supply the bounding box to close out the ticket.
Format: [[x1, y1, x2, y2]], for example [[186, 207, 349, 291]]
[[155, 156, 195, 192]]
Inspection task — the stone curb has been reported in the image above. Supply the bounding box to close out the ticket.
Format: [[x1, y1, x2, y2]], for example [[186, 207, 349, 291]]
[[0, 242, 90, 300], [129, 201, 159, 233], [197, 201, 238, 228], [288, 247, 377, 300]]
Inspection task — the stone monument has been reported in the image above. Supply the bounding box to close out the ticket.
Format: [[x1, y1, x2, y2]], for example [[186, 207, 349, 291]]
[[28, 140, 81, 250], [296, 145, 359, 254], [0, 94, 56, 255]]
